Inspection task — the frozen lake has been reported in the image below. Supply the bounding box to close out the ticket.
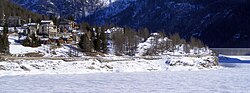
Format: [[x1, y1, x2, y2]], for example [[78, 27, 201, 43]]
[[0, 62, 250, 93]]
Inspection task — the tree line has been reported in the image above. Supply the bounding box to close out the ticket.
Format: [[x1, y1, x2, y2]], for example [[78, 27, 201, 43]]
[[78, 22, 206, 56], [0, 21, 206, 56]]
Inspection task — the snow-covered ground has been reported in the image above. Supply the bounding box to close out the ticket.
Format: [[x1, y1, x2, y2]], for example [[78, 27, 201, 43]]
[[0, 57, 249, 93], [0, 54, 220, 77], [2, 33, 219, 75], [0, 58, 166, 77], [8, 33, 82, 57]]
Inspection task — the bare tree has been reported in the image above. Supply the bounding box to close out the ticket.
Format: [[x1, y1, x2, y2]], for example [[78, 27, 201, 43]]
[[169, 33, 186, 50], [124, 27, 138, 56], [111, 30, 125, 55], [189, 36, 205, 48], [137, 27, 150, 42]]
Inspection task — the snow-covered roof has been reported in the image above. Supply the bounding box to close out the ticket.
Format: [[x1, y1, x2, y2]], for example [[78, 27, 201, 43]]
[[17, 28, 28, 33], [40, 38, 49, 41], [23, 24, 28, 27], [63, 35, 70, 39], [52, 37, 60, 40], [27, 23, 39, 26], [19, 36, 27, 40], [77, 32, 84, 35], [72, 30, 80, 33], [41, 20, 53, 23], [105, 29, 111, 34], [151, 33, 159, 36], [24, 23, 38, 27]]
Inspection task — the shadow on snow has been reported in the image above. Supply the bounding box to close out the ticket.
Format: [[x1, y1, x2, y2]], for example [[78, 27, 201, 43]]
[[219, 56, 250, 63], [219, 56, 250, 68]]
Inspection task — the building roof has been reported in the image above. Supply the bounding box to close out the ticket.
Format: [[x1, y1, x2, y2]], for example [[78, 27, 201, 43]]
[[41, 20, 54, 25], [28, 23, 39, 26], [41, 20, 53, 23], [52, 37, 60, 40], [59, 19, 76, 24], [72, 30, 80, 33], [23, 23, 39, 27], [40, 38, 49, 41]]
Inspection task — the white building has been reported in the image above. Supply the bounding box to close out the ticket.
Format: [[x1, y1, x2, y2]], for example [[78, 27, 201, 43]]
[[38, 20, 58, 39]]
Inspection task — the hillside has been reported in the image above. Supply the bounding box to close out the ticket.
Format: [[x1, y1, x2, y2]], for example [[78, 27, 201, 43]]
[[105, 0, 250, 47], [10, 0, 136, 22], [0, 0, 44, 23]]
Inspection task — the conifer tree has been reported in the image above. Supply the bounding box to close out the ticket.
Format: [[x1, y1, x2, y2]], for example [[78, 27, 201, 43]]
[[100, 27, 108, 53], [22, 36, 31, 47], [22, 33, 41, 47], [0, 23, 9, 54], [79, 34, 93, 52], [30, 33, 41, 47], [93, 27, 101, 52]]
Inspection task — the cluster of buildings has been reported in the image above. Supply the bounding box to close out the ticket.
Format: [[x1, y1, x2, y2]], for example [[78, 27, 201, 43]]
[[0, 16, 130, 54], [0, 16, 83, 45]]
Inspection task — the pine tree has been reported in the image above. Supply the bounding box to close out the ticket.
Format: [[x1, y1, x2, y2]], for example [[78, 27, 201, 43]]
[[31, 33, 41, 47], [56, 40, 61, 47], [22, 33, 41, 47], [67, 16, 75, 21], [93, 27, 101, 52], [79, 34, 93, 52], [22, 36, 30, 47], [0, 23, 9, 54], [80, 22, 91, 31], [100, 27, 108, 53]]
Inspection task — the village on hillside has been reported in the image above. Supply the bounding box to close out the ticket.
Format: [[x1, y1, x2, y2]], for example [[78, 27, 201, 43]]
[[0, 16, 86, 45], [0, 15, 125, 57], [0, 14, 215, 57]]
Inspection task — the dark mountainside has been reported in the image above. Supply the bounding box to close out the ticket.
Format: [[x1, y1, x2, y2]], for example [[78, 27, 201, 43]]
[[10, 0, 133, 22], [0, 0, 44, 23], [104, 0, 250, 48], [10, 0, 250, 47]]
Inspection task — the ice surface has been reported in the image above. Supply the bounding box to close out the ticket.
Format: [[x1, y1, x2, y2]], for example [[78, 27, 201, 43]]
[[0, 62, 249, 93]]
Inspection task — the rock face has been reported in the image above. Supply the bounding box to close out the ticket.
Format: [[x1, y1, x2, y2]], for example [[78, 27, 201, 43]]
[[10, 0, 250, 47]]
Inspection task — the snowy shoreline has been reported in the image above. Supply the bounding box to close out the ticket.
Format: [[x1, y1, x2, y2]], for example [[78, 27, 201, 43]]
[[0, 33, 220, 77], [0, 55, 220, 77]]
